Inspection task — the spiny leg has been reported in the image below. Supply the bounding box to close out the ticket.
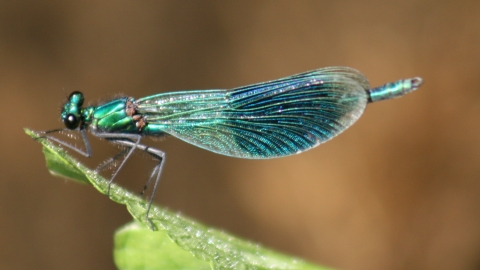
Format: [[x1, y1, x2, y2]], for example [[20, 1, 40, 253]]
[[139, 146, 166, 195], [37, 128, 92, 157], [141, 146, 165, 222], [95, 148, 130, 173], [141, 162, 159, 195], [41, 128, 166, 226], [107, 139, 166, 224], [92, 133, 142, 197]]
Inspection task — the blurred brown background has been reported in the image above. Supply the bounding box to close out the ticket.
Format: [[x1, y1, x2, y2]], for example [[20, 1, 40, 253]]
[[1, 1, 479, 269]]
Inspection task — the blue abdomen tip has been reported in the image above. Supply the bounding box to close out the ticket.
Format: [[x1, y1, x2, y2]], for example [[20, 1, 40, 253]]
[[368, 76, 423, 102]]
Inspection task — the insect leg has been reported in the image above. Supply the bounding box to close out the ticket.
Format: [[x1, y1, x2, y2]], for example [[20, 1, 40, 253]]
[[141, 146, 165, 221], [38, 128, 92, 157], [92, 133, 142, 196], [105, 138, 166, 224], [95, 148, 130, 173]]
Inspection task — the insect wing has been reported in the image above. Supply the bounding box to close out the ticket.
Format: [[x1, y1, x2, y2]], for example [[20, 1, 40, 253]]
[[137, 67, 370, 159]]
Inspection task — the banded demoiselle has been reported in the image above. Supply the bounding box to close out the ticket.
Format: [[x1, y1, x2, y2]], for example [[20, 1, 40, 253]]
[[42, 66, 423, 221]]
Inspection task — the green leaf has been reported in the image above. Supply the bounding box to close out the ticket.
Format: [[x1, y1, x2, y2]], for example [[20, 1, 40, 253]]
[[40, 135, 91, 184], [115, 221, 211, 269], [26, 128, 334, 270]]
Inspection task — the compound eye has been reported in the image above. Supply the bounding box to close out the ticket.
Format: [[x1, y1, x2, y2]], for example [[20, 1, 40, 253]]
[[64, 113, 80, 129]]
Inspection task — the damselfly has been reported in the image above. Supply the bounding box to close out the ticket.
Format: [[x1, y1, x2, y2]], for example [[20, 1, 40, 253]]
[[41, 67, 423, 221]]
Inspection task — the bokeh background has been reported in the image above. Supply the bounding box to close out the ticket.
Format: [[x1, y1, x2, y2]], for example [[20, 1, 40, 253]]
[[1, 1, 479, 269]]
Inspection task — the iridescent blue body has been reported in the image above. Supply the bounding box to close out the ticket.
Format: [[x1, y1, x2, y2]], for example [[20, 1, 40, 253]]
[[48, 66, 423, 222]]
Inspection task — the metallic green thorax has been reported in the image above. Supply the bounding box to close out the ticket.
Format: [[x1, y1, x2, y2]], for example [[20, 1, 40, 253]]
[[61, 92, 142, 134], [90, 98, 140, 133]]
